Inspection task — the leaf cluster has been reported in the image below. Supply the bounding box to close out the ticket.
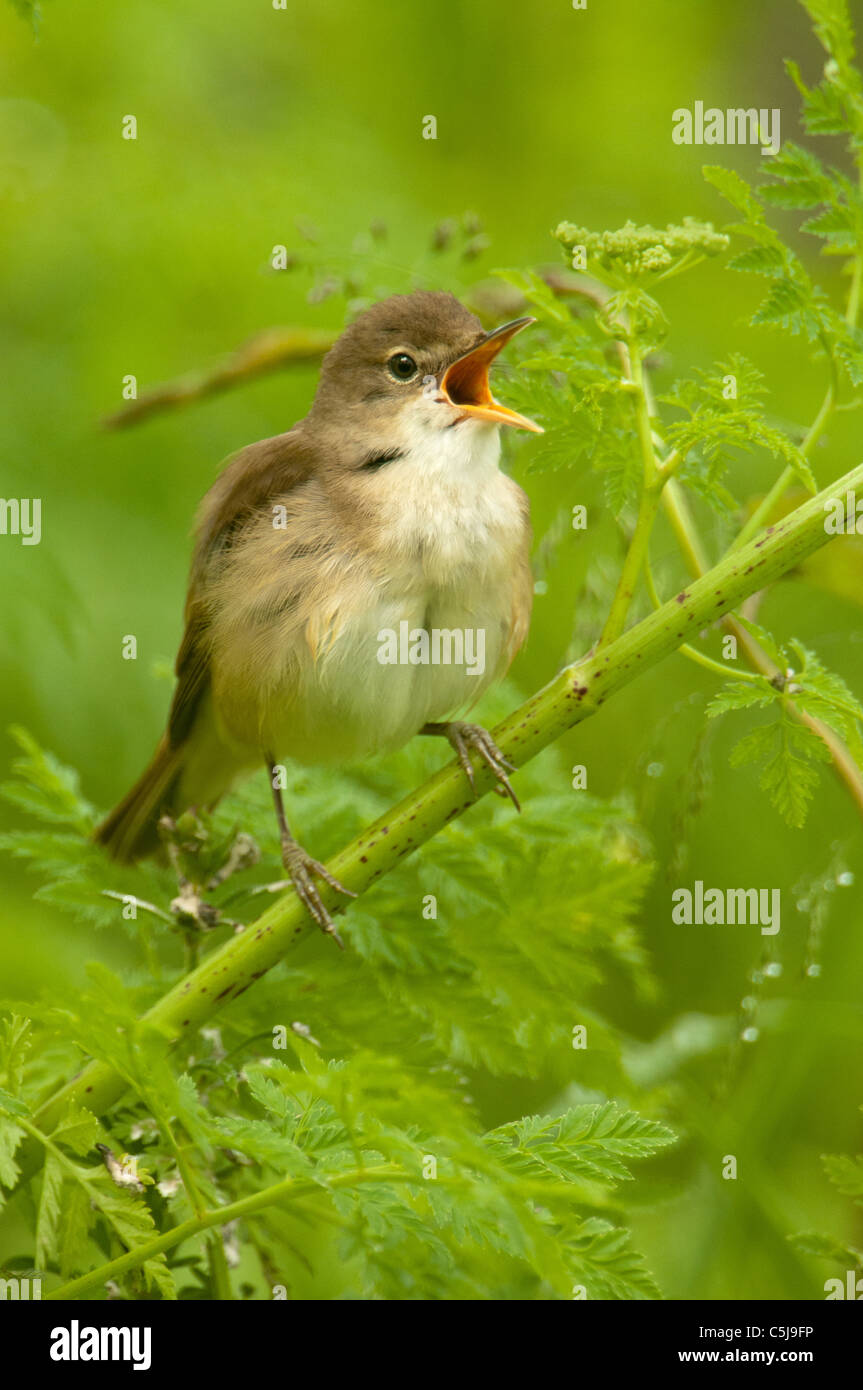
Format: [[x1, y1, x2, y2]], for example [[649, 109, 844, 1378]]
[[706, 620, 863, 827], [0, 696, 673, 1299]]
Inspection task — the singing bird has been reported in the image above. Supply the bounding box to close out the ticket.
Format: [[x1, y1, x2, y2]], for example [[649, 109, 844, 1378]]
[[96, 292, 540, 943]]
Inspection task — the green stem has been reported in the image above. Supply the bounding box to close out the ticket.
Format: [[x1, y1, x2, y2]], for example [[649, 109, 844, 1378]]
[[207, 1232, 234, 1300], [730, 171, 863, 553], [11, 459, 862, 1176], [630, 342, 660, 491], [599, 339, 664, 646], [847, 253, 863, 330], [677, 643, 762, 684], [45, 1164, 409, 1301], [599, 482, 663, 646], [657, 438, 863, 820], [662, 478, 711, 575], [731, 374, 837, 552], [654, 250, 707, 283], [184, 933, 200, 975], [844, 157, 863, 329], [644, 560, 764, 684], [152, 1106, 206, 1219]]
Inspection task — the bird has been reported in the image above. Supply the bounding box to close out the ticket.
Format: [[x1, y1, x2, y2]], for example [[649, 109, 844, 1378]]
[[95, 291, 540, 945]]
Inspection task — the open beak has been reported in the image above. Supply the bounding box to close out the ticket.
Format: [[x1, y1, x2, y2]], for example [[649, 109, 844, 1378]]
[[439, 317, 543, 432]]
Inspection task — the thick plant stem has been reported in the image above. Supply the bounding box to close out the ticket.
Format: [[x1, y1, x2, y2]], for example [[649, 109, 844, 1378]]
[[13, 459, 863, 1171], [644, 560, 763, 685]]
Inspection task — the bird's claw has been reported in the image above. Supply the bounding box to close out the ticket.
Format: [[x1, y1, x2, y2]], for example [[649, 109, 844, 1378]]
[[444, 721, 521, 812], [281, 838, 356, 949]]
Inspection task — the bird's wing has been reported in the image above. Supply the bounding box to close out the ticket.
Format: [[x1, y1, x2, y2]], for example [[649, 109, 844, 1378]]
[[167, 429, 316, 749]]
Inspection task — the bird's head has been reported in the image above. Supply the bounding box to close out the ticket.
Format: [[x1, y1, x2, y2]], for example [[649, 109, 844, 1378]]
[[307, 291, 542, 457]]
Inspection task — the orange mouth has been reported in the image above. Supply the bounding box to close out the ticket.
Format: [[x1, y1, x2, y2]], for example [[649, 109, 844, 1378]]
[[440, 317, 543, 432]]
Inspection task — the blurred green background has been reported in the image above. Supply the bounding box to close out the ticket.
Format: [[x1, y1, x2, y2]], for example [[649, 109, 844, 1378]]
[[1, 0, 862, 1299]]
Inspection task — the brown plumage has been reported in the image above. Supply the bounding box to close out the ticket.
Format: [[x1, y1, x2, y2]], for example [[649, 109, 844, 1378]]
[[95, 292, 538, 938]]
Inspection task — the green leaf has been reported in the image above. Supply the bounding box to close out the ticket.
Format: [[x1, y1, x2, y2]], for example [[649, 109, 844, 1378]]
[[35, 1151, 65, 1270], [786, 642, 863, 758], [706, 680, 777, 716], [791, 1230, 863, 1266], [833, 324, 863, 386], [823, 1152, 863, 1200], [800, 0, 859, 81], [33, 877, 123, 927], [207, 1114, 318, 1178], [730, 714, 829, 828], [0, 728, 97, 833], [488, 1102, 675, 1187], [93, 1183, 177, 1298], [58, 1185, 93, 1279], [0, 831, 86, 871], [0, 1087, 30, 1118], [50, 1102, 103, 1159], [703, 165, 765, 219], [0, 1119, 25, 1192], [733, 616, 788, 669], [565, 1217, 663, 1300], [661, 355, 816, 494], [726, 245, 787, 276], [759, 142, 836, 209], [789, 6, 863, 147], [786, 59, 846, 135], [491, 269, 573, 327], [750, 276, 824, 340], [0, 1016, 32, 1096], [801, 202, 860, 248]]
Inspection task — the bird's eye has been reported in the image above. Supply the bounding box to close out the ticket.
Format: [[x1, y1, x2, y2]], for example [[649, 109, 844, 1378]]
[[388, 352, 418, 382]]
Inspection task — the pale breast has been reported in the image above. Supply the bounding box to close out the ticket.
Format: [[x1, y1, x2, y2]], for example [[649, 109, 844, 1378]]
[[208, 419, 531, 765]]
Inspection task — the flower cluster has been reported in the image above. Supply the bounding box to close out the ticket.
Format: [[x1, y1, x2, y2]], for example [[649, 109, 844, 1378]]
[[554, 217, 729, 283]]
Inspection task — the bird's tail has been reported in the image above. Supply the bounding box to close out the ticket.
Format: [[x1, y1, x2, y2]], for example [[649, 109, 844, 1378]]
[[94, 736, 185, 862]]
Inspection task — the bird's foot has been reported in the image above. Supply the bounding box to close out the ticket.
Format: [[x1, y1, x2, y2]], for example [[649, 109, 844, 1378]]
[[441, 721, 520, 811], [280, 836, 356, 949]]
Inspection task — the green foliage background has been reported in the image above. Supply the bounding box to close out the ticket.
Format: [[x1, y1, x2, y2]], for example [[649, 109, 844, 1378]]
[[1, 0, 862, 1299]]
